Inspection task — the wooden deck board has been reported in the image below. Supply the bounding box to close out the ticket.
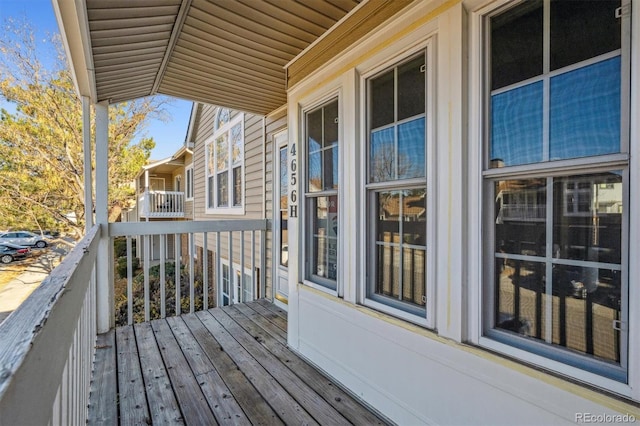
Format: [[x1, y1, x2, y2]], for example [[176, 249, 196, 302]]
[[115, 326, 150, 425], [88, 300, 387, 425], [134, 322, 184, 424], [88, 330, 117, 425], [150, 319, 219, 425]]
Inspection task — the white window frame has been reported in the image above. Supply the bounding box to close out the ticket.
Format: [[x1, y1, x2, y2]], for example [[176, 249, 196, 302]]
[[359, 41, 436, 328], [205, 110, 245, 215], [301, 95, 341, 295], [468, 0, 633, 395], [185, 165, 194, 201], [219, 258, 254, 306]]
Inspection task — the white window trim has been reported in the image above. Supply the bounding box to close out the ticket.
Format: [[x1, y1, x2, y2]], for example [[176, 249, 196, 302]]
[[358, 39, 436, 329], [466, 0, 636, 397], [205, 112, 245, 215], [185, 165, 194, 201]]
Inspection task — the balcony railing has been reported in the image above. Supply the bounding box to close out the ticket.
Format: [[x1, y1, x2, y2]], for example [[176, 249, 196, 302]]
[[0, 225, 99, 425], [0, 219, 268, 424], [139, 190, 185, 218]]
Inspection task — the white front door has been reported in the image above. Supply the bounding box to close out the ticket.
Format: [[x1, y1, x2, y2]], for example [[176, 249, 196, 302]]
[[273, 130, 289, 310]]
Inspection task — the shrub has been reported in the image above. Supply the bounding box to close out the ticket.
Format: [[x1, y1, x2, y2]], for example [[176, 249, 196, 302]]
[[116, 256, 140, 279]]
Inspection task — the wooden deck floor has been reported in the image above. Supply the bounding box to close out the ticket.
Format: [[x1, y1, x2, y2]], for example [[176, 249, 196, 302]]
[[88, 300, 388, 425]]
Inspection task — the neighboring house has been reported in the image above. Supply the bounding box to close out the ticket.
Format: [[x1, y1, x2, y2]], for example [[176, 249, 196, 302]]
[[123, 140, 194, 261], [2, 1, 638, 425]]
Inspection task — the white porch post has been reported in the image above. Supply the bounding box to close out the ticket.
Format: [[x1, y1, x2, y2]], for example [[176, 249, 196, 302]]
[[82, 97, 93, 232], [144, 169, 150, 222], [95, 101, 113, 333]]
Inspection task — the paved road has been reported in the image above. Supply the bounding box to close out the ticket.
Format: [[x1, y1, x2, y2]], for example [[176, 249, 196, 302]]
[[0, 243, 70, 324]]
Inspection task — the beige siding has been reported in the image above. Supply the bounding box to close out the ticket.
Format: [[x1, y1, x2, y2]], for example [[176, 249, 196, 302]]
[[192, 103, 269, 302]]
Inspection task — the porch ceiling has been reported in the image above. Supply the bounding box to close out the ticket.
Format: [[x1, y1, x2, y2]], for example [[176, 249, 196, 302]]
[[64, 0, 361, 115]]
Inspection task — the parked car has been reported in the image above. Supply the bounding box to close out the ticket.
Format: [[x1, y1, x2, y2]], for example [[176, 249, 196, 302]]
[[0, 231, 48, 248], [0, 244, 30, 264]]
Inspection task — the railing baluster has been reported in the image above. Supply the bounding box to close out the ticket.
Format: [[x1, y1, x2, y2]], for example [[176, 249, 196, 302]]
[[251, 230, 256, 300], [216, 232, 221, 306], [203, 233, 208, 310], [189, 232, 195, 313], [175, 233, 181, 316], [126, 236, 133, 325], [229, 231, 233, 304], [160, 234, 166, 319], [143, 235, 150, 322], [240, 230, 245, 302]]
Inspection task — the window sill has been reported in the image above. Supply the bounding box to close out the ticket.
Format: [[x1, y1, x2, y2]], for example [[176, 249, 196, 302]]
[[362, 298, 429, 328], [302, 279, 338, 297], [477, 336, 632, 399]]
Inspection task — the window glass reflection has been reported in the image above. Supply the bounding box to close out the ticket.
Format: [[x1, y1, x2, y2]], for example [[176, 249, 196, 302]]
[[495, 259, 546, 340], [550, 58, 621, 161], [495, 179, 546, 256], [491, 82, 543, 167], [553, 172, 623, 264], [552, 265, 621, 364], [310, 196, 338, 281], [375, 190, 426, 307], [398, 118, 425, 179]]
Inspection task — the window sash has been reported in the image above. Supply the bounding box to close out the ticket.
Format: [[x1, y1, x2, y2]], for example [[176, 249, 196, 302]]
[[483, 0, 629, 381]]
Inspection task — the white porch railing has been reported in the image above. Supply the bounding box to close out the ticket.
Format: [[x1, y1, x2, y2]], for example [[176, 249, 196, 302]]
[[109, 220, 268, 325], [0, 225, 99, 426], [139, 190, 185, 218], [0, 219, 268, 425]]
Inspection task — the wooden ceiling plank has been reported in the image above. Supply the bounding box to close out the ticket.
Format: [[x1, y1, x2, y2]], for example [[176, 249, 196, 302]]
[[180, 24, 289, 66], [90, 24, 173, 39], [161, 74, 284, 104], [92, 39, 168, 54], [87, 6, 179, 20], [194, 1, 311, 49], [89, 15, 177, 31], [235, 0, 327, 37], [171, 42, 283, 81], [187, 9, 297, 60], [94, 46, 166, 61], [164, 67, 284, 101], [168, 55, 284, 88]]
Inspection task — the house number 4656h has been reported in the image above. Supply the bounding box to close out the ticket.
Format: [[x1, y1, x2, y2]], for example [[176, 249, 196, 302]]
[[289, 143, 298, 218]]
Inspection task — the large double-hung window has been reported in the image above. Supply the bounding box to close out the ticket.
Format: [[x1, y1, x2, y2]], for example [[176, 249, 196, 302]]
[[366, 50, 430, 319], [206, 108, 244, 214], [484, 0, 629, 381]]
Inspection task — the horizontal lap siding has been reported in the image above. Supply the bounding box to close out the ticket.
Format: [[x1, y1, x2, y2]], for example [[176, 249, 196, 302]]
[[191, 104, 267, 299]]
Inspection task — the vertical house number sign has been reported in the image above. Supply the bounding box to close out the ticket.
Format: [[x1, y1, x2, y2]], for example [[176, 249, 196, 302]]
[[289, 143, 298, 218]]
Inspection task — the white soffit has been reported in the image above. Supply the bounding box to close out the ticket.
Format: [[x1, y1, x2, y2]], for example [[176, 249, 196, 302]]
[[83, 0, 360, 115]]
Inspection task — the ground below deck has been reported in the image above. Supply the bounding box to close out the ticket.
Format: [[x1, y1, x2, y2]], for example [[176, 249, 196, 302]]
[[88, 299, 388, 425]]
